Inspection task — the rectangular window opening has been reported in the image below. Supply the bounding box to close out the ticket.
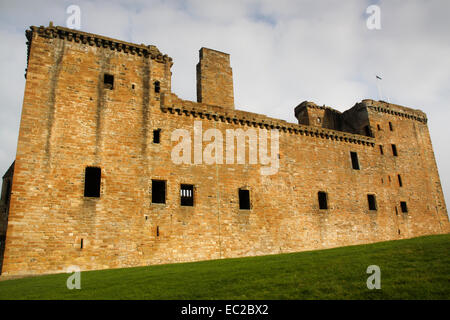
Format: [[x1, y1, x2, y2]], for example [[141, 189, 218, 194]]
[[398, 174, 403, 187], [153, 129, 161, 144], [377, 124, 381, 131], [239, 189, 250, 210], [84, 167, 101, 197], [152, 180, 166, 204], [400, 201, 408, 213], [392, 144, 398, 156], [154, 81, 160, 93], [180, 184, 194, 206], [364, 125, 372, 137], [367, 194, 377, 211], [350, 151, 360, 170], [318, 191, 328, 210], [104, 73, 114, 90], [379, 145, 384, 155], [389, 122, 394, 131]]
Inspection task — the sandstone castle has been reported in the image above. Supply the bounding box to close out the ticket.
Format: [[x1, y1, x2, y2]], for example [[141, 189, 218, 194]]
[[0, 23, 448, 276]]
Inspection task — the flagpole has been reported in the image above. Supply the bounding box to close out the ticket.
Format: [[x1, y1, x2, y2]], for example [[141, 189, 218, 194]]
[[376, 75, 383, 101]]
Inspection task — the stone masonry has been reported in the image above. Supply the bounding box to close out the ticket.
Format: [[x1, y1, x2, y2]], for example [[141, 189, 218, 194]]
[[0, 23, 448, 276]]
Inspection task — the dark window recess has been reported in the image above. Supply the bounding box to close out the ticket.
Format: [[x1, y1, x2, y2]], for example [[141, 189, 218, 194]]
[[400, 201, 408, 213], [156, 226, 159, 237], [152, 180, 166, 204], [395, 206, 398, 216], [131, 84, 135, 90], [318, 191, 328, 210], [388, 175, 391, 182], [80, 238, 83, 249], [377, 124, 381, 131], [379, 145, 384, 155], [84, 167, 101, 197], [180, 184, 194, 206], [364, 125, 372, 137], [389, 122, 394, 131], [239, 189, 250, 210], [350, 152, 360, 170], [154, 81, 160, 93], [104, 74, 114, 90], [367, 194, 377, 211], [392, 144, 398, 156], [153, 129, 161, 144], [398, 174, 403, 187]]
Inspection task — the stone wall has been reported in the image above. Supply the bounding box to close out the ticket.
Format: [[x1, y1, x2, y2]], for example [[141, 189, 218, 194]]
[[1, 24, 448, 276]]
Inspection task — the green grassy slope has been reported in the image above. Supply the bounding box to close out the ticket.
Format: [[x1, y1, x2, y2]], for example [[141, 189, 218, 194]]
[[0, 234, 449, 300]]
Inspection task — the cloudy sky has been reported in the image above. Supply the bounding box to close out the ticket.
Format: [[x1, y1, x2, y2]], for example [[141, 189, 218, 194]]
[[0, 0, 449, 214]]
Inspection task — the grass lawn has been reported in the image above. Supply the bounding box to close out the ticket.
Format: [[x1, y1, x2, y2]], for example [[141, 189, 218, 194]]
[[0, 234, 449, 300]]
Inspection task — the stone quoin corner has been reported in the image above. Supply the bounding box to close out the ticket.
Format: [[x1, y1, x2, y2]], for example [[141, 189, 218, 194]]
[[0, 23, 448, 276]]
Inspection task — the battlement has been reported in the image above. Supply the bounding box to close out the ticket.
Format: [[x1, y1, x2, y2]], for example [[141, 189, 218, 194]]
[[359, 99, 427, 123], [25, 22, 172, 78], [161, 93, 375, 146]]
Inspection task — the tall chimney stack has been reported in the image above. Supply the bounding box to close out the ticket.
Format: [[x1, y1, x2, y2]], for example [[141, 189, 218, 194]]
[[196, 47, 234, 109]]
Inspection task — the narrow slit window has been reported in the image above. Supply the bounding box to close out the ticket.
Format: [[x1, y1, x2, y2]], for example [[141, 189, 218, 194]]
[[350, 152, 360, 170], [377, 124, 381, 131], [156, 226, 159, 237], [364, 125, 372, 137], [153, 129, 161, 144], [367, 194, 377, 211], [80, 238, 84, 249], [180, 184, 194, 206], [398, 174, 403, 187], [400, 201, 408, 213], [379, 145, 384, 155], [389, 122, 394, 131], [318, 191, 328, 210], [152, 180, 166, 204], [239, 189, 250, 210], [392, 144, 398, 156], [104, 73, 114, 90], [154, 81, 160, 93], [84, 167, 101, 197]]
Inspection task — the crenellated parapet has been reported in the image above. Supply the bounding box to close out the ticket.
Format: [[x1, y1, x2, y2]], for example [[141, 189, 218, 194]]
[[161, 93, 375, 146], [25, 22, 173, 78], [360, 99, 427, 124]]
